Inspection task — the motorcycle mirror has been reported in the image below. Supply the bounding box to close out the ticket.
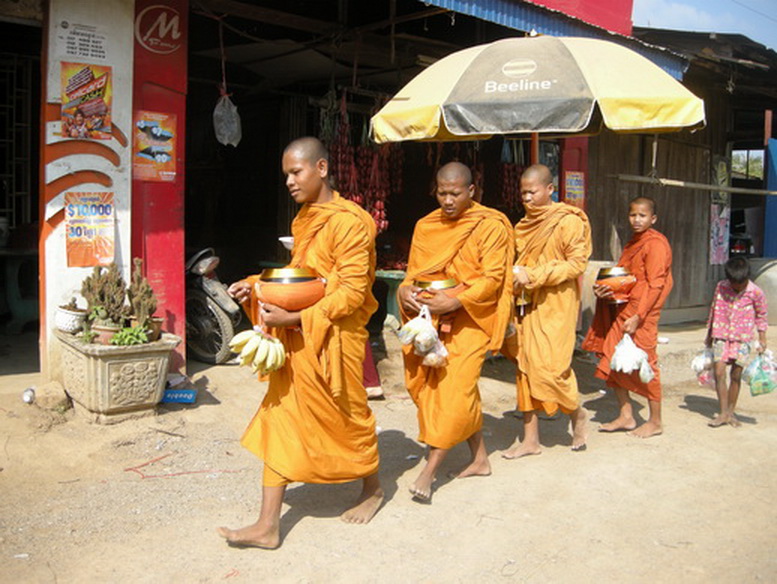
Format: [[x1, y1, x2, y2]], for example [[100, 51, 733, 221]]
[[193, 256, 220, 275]]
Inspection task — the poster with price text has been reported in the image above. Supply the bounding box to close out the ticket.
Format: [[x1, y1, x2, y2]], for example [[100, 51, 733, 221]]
[[564, 171, 586, 209], [60, 62, 113, 140], [65, 192, 115, 267], [133, 111, 177, 182]]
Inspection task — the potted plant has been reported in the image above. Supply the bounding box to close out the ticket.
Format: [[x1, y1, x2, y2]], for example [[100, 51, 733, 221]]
[[55, 297, 88, 334], [54, 260, 181, 423], [127, 258, 163, 341], [80, 263, 129, 344]]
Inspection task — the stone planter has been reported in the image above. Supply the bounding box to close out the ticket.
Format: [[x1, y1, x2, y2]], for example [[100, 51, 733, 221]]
[[54, 329, 181, 423]]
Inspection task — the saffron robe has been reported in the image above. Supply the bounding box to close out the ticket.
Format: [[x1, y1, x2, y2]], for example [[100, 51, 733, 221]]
[[582, 228, 673, 401], [240, 192, 380, 483], [400, 202, 514, 449], [514, 202, 592, 414]]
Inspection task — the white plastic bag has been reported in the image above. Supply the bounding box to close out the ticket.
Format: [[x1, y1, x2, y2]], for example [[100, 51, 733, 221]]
[[610, 333, 650, 378], [398, 305, 437, 351], [422, 339, 449, 368], [213, 95, 242, 147], [690, 348, 714, 374]]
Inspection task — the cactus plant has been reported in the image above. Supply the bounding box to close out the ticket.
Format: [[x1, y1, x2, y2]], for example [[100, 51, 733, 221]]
[[80, 263, 128, 326], [127, 257, 157, 328]]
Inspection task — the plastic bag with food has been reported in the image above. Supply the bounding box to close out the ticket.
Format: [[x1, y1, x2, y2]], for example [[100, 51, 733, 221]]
[[744, 350, 777, 396], [421, 339, 449, 368], [690, 348, 714, 374], [398, 305, 438, 353]]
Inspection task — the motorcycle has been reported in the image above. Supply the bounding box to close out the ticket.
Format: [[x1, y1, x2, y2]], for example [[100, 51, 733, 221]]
[[185, 248, 243, 364]]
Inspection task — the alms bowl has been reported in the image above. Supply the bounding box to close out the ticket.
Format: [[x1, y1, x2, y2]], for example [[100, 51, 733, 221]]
[[257, 268, 325, 311], [414, 277, 466, 298], [596, 266, 636, 304]]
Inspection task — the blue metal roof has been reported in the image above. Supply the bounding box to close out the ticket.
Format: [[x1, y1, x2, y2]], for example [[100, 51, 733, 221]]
[[421, 0, 689, 80]]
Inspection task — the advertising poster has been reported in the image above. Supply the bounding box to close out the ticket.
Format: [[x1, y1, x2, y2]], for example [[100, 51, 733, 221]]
[[710, 203, 730, 266], [60, 62, 112, 139], [564, 171, 586, 209], [132, 111, 177, 182], [65, 192, 115, 267]]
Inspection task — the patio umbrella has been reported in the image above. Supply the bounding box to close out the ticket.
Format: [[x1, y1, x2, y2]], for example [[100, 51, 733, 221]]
[[370, 36, 705, 143]]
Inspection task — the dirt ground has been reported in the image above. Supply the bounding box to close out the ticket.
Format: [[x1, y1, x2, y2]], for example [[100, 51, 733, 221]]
[[2, 323, 777, 583]]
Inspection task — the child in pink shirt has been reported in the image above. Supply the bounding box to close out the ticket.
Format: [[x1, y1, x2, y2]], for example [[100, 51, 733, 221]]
[[705, 256, 768, 427]]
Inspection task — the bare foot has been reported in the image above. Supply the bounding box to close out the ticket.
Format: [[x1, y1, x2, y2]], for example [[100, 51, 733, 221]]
[[598, 416, 637, 433], [708, 414, 729, 427], [628, 421, 663, 438], [341, 484, 384, 524], [570, 408, 588, 451], [448, 458, 492, 479], [409, 475, 435, 503], [216, 522, 280, 549], [729, 413, 742, 428], [500, 439, 541, 460]]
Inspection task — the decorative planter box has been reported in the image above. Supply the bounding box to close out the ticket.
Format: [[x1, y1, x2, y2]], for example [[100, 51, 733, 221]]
[[54, 329, 181, 423]]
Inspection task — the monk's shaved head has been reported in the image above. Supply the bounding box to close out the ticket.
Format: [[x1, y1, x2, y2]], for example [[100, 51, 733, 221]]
[[437, 161, 473, 186], [630, 196, 656, 215], [284, 136, 329, 165], [522, 164, 553, 186]]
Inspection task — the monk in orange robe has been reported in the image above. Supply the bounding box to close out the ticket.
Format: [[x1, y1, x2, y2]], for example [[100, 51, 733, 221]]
[[502, 164, 592, 459], [398, 162, 514, 502], [217, 137, 383, 549], [582, 197, 673, 438]]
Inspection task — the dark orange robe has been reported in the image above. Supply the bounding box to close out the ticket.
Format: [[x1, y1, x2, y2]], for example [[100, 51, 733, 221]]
[[400, 202, 514, 449], [240, 192, 380, 483], [514, 202, 592, 414], [582, 228, 673, 401]]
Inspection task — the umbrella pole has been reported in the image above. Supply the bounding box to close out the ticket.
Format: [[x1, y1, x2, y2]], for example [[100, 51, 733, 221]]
[[530, 133, 539, 165]]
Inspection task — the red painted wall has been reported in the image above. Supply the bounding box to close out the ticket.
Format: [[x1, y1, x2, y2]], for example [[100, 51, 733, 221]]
[[528, 0, 633, 35], [132, 0, 188, 369]]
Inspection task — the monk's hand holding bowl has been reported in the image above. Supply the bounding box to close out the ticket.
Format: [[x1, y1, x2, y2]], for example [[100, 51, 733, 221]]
[[418, 288, 461, 315], [592, 283, 614, 300], [260, 302, 301, 328], [228, 280, 252, 303], [399, 284, 423, 314]]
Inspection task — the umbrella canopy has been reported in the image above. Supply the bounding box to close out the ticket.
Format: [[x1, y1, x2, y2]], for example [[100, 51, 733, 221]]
[[370, 36, 705, 143]]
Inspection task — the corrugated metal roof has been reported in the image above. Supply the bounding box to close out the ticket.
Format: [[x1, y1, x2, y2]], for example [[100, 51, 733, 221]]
[[421, 0, 689, 80]]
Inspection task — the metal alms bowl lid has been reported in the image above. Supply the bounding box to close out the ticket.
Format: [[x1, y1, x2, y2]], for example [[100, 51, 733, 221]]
[[414, 277, 459, 290], [597, 266, 631, 279], [260, 267, 318, 283]]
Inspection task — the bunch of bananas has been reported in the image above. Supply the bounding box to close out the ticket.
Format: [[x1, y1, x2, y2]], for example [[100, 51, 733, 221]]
[[229, 328, 286, 374]]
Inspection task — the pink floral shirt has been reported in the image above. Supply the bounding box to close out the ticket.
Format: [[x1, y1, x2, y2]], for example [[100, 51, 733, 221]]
[[708, 279, 768, 342]]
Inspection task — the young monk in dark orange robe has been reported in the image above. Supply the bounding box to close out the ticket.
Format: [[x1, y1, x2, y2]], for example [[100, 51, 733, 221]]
[[398, 162, 514, 502], [502, 164, 592, 459], [582, 196, 673, 438], [218, 137, 383, 549]]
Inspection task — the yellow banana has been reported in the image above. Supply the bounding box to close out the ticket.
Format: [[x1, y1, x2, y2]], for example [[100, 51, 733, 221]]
[[274, 340, 286, 369], [252, 337, 270, 373], [239, 333, 261, 366], [229, 329, 256, 353]]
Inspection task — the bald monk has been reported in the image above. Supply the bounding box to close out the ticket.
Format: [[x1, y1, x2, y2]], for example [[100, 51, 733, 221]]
[[218, 137, 383, 549], [582, 196, 673, 438], [398, 162, 514, 502], [502, 164, 592, 459]]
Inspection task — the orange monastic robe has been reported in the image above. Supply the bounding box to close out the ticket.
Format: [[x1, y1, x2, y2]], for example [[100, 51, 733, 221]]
[[240, 192, 380, 483], [515, 202, 592, 414], [582, 228, 673, 401], [400, 202, 514, 449]]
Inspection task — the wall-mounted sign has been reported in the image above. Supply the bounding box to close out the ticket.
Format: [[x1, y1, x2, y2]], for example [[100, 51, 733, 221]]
[[564, 170, 585, 209], [60, 62, 112, 139], [132, 110, 177, 182], [65, 191, 115, 267]]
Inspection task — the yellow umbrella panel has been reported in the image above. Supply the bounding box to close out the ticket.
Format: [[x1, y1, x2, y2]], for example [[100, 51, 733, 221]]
[[371, 36, 705, 143]]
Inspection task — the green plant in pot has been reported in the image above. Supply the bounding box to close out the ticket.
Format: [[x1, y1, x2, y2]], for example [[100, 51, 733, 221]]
[[127, 257, 163, 341], [80, 263, 129, 344], [110, 325, 149, 345]]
